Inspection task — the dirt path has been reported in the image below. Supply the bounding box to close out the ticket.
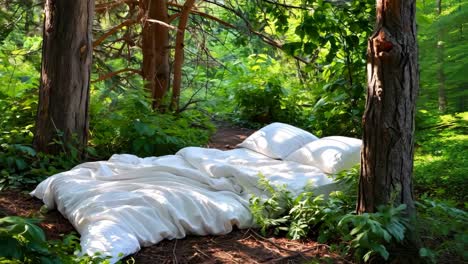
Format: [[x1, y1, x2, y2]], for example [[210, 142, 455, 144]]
[[207, 122, 255, 150], [0, 124, 347, 264]]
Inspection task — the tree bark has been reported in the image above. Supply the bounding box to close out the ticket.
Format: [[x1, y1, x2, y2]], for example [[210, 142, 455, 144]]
[[358, 0, 418, 216], [170, 0, 196, 112], [140, 0, 170, 109], [34, 0, 94, 154]]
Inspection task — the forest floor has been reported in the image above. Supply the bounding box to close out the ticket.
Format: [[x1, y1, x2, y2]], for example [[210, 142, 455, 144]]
[[0, 123, 349, 264]]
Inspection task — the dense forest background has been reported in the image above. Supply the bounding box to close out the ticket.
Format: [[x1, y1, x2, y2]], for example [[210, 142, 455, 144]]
[[0, 0, 466, 262]]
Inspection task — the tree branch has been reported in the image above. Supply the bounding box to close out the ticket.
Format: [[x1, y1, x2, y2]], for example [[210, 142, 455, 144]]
[[93, 18, 137, 48], [95, 0, 138, 13], [259, 0, 313, 10], [146, 18, 179, 31], [192, 1, 310, 63], [92, 68, 142, 83]]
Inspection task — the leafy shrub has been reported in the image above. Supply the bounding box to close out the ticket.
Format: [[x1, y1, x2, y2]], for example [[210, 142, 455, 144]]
[[250, 169, 468, 263], [249, 169, 413, 262], [0, 216, 119, 263], [417, 198, 468, 262], [307, 79, 365, 137], [235, 79, 285, 123], [338, 204, 408, 262], [0, 81, 214, 190], [90, 86, 215, 157], [0, 90, 89, 190], [216, 54, 307, 127]]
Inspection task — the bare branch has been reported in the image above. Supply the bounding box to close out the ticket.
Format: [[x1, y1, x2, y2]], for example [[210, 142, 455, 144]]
[[95, 0, 138, 13], [93, 19, 137, 48], [259, 0, 313, 10], [92, 68, 142, 83], [146, 18, 179, 31]]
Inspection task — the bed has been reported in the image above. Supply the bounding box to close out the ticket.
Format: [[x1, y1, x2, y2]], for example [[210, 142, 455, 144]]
[[31, 123, 361, 262]]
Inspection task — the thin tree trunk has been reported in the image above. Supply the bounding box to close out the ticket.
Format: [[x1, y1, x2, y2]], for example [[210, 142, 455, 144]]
[[23, 0, 33, 32], [34, 0, 94, 154], [437, 38, 447, 113], [437, 0, 447, 112], [141, 0, 170, 109], [437, 0, 442, 15], [171, 0, 196, 112], [358, 0, 418, 216]]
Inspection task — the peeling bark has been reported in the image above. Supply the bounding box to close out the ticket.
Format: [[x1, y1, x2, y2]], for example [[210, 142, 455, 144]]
[[34, 0, 94, 154]]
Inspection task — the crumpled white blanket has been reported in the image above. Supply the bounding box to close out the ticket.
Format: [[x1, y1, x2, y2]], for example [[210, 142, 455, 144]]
[[31, 147, 334, 262]]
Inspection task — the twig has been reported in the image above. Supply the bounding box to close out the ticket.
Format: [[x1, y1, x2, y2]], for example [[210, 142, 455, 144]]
[[146, 18, 179, 31], [95, 0, 138, 13], [93, 19, 137, 48], [249, 229, 300, 253], [173, 239, 178, 264], [247, 228, 351, 263], [92, 68, 142, 83], [259, 0, 313, 10], [192, 245, 211, 259]]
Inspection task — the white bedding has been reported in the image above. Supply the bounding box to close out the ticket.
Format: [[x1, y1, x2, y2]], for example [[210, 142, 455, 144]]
[[31, 147, 335, 262]]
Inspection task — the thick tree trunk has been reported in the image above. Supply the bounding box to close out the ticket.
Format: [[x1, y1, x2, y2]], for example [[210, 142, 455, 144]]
[[33, 0, 94, 154], [358, 0, 418, 216], [170, 0, 196, 112], [141, 0, 170, 109]]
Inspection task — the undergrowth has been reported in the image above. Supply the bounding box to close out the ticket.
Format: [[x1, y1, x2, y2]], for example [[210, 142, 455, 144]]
[[0, 87, 215, 191], [89, 87, 215, 158], [414, 111, 467, 206], [250, 168, 468, 263], [0, 216, 133, 263]]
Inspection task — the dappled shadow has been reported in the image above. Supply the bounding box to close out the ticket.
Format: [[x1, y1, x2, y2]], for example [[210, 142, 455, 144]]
[[0, 190, 345, 263], [413, 124, 468, 203], [127, 228, 345, 264], [0, 190, 76, 239]]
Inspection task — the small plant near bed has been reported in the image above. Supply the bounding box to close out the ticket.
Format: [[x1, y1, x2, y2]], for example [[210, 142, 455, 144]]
[[0, 216, 133, 263], [249, 168, 466, 263]]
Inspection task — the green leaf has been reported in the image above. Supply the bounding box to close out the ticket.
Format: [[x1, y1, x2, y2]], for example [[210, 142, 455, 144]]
[[372, 244, 389, 260], [15, 159, 28, 170], [419, 247, 432, 257]]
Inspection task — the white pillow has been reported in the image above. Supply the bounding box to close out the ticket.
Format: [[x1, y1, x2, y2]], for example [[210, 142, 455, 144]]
[[284, 136, 362, 174], [237, 122, 318, 159]]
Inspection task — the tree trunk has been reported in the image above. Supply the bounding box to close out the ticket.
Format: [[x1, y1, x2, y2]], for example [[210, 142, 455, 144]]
[[437, 0, 442, 15], [171, 0, 196, 112], [33, 0, 94, 154], [358, 0, 418, 216], [23, 0, 33, 32], [140, 0, 170, 109], [358, 2, 421, 260], [437, 40, 447, 113], [437, 0, 447, 112]]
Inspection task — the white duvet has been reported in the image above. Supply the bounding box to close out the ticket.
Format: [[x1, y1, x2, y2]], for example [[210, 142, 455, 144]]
[[31, 147, 335, 262]]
